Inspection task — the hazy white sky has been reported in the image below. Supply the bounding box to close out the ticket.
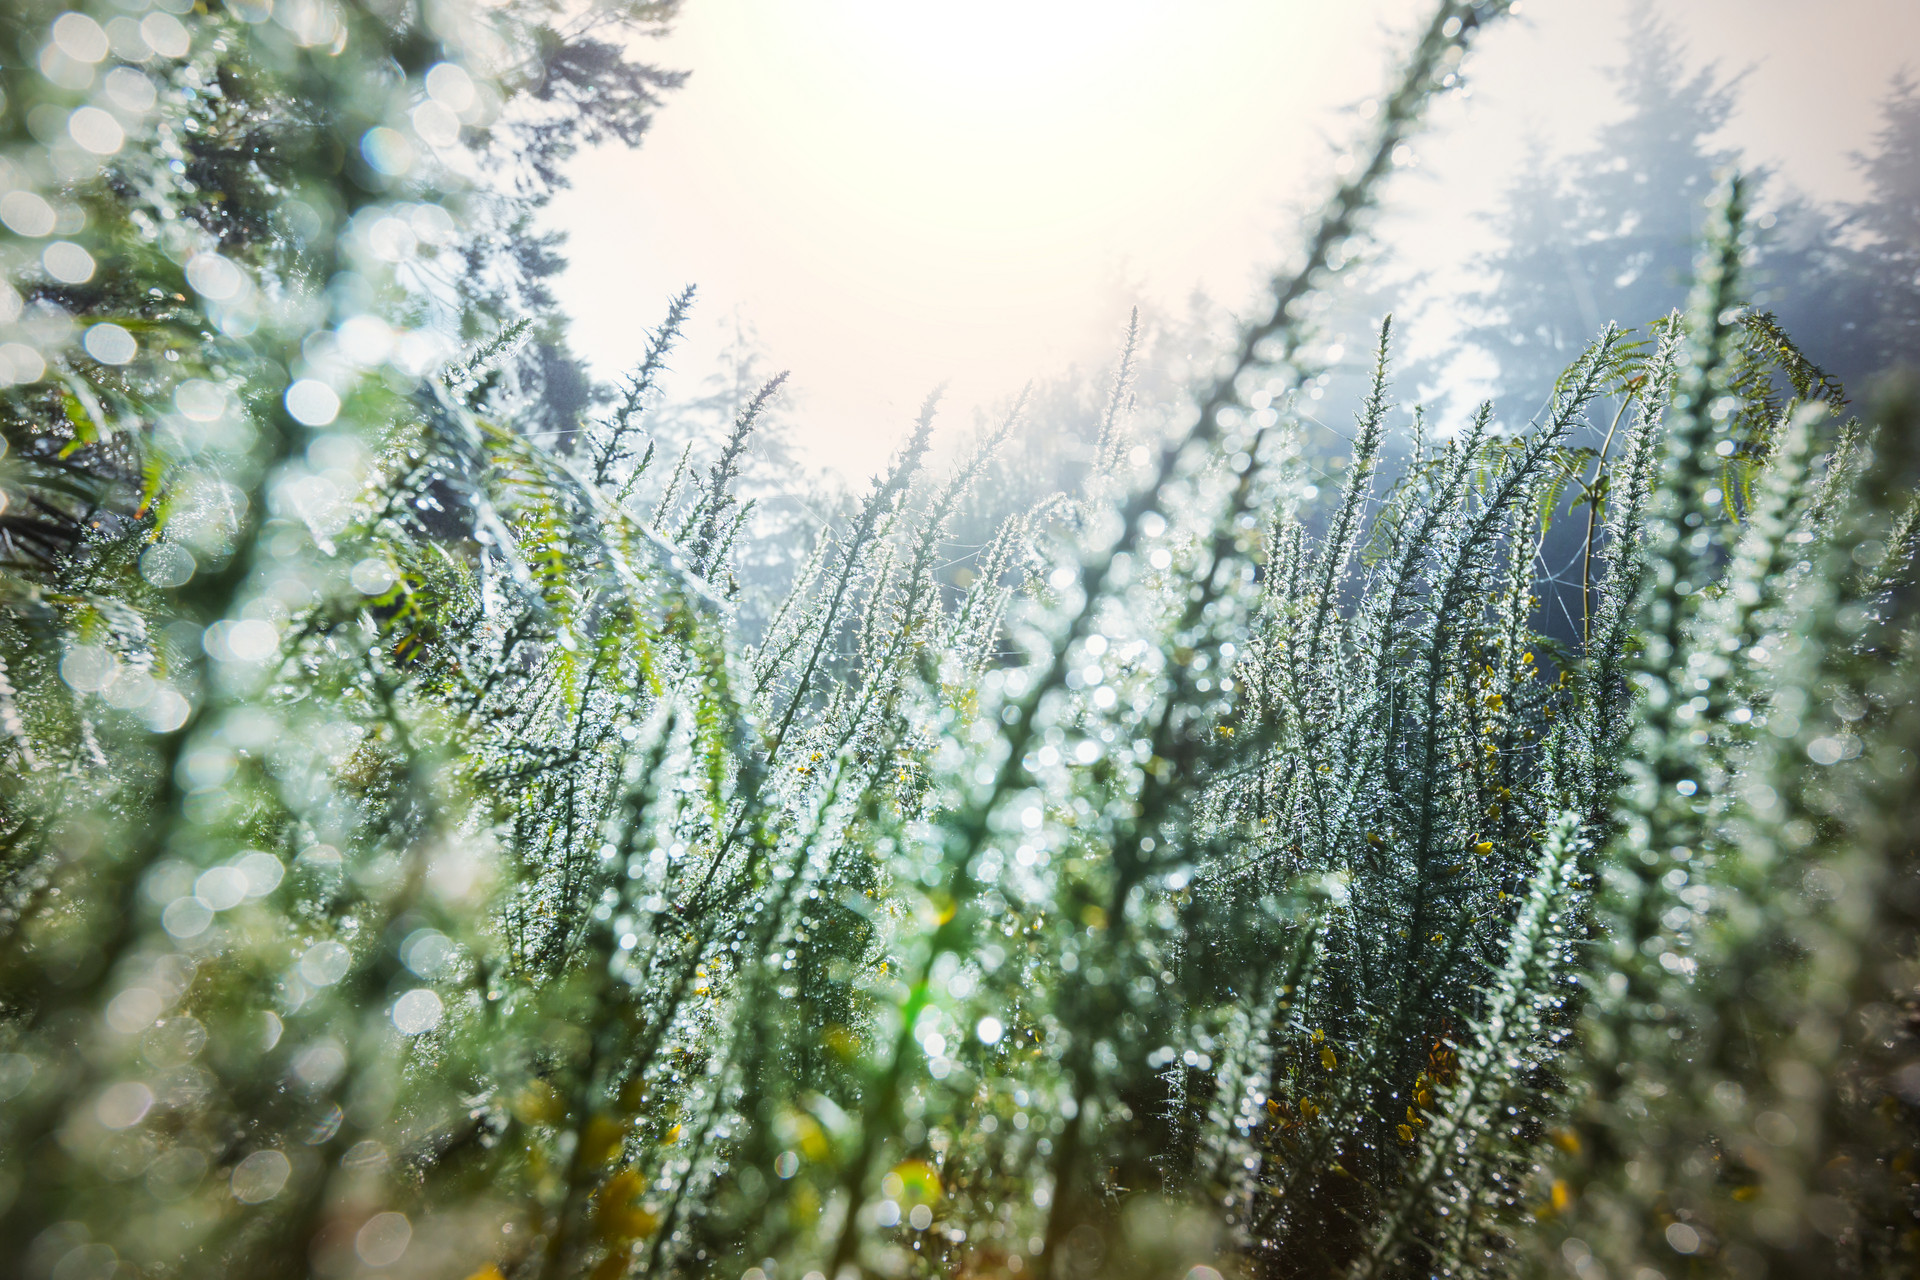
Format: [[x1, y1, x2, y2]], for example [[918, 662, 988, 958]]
[[549, 0, 1919, 479]]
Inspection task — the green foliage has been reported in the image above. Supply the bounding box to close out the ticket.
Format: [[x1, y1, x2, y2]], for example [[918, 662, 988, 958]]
[[1, 2, 1917, 1280]]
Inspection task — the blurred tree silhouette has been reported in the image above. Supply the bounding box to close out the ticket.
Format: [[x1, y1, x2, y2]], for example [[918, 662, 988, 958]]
[[1469, 10, 1920, 410], [1828, 75, 1920, 377], [458, 2, 685, 459], [1466, 6, 1738, 407]]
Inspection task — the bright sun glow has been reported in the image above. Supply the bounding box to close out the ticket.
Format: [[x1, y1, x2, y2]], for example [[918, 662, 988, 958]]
[[553, 1, 1423, 475], [551, 0, 1915, 479]]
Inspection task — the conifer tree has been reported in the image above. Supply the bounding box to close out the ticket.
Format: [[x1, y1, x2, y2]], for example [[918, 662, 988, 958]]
[[1843, 76, 1920, 372], [1466, 5, 1738, 407]]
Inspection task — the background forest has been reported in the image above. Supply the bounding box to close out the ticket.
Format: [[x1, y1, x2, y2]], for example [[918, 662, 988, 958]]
[[1, 2, 1918, 1280]]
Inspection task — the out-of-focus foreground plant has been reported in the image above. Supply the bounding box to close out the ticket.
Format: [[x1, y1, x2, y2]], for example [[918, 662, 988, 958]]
[[0, 1, 1915, 1279]]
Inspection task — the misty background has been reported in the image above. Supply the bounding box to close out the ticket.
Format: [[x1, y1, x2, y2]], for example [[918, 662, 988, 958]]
[[519, 0, 1920, 640]]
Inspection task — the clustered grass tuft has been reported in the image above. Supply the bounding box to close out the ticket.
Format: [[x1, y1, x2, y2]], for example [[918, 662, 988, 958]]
[[0, 1, 1915, 1278]]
